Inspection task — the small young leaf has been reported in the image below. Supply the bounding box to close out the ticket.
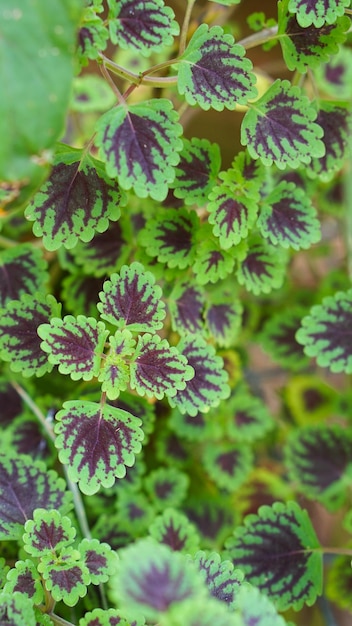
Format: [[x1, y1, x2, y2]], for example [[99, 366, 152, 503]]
[[169, 336, 230, 416], [314, 45, 352, 99], [80, 607, 145, 626], [205, 297, 243, 347], [38, 316, 108, 380], [279, 1, 350, 72], [236, 239, 287, 295], [77, 9, 109, 65], [130, 334, 194, 400], [169, 281, 205, 335], [178, 24, 257, 111], [96, 99, 183, 201], [234, 585, 288, 626], [192, 550, 244, 610], [257, 181, 321, 250], [193, 233, 235, 286], [0, 244, 48, 307], [23, 508, 76, 557], [54, 401, 144, 495], [38, 548, 90, 606], [79, 537, 115, 585], [109, 0, 179, 56], [116, 491, 156, 536], [4, 560, 44, 605], [148, 508, 200, 554], [284, 425, 352, 510], [225, 501, 323, 610], [98, 331, 135, 400], [241, 79, 325, 169], [0, 591, 37, 626], [0, 292, 61, 377], [109, 538, 205, 620], [202, 441, 253, 491], [307, 101, 352, 181], [287, 0, 350, 27], [25, 155, 123, 251], [326, 554, 352, 612], [259, 307, 311, 371], [139, 208, 199, 269], [71, 75, 116, 113], [97, 262, 166, 332], [296, 289, 352, 373], [222, 386, 274, 442], [144, 468, 189, 511], [0, 453, 72, 540], [170, 138, 221, 205]]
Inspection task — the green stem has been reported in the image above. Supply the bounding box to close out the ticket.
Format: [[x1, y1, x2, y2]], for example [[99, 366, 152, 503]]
[[0, 234, 20, 248], [179, 0, 196, 55], [238, 24, 279, 50], [11, 381, 55, 442], [99, 53, 178, 88], [47, 613, 75, 626]]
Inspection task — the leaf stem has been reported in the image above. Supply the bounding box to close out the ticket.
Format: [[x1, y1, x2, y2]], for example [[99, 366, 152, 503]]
[[47, 613, 75, 626], [0, 234, 19, 248], [11, 381, 55, 442], [179, 0, 196, 55], [238, 25, 279, 50], [99, 53, 178, 88]]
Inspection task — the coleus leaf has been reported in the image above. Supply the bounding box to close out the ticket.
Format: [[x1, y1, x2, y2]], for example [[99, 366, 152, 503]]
[[284, 374, 336, 425], [148, 508, 200, 554], [130, 334, 194, 400], [38, 547, 90, 606], [23, 508, 75, 557], [279, 1, 350, 72], [77, 8, 109, 65], [178, 24, 257, 111], [192, 228, 235, 286], [0, 452, 72, 540], [168, 281, 205, 335], [71, 74, 116, 113], [259, 307, 310, 371], [307, 101, 352, 181], [296, 289, 352, 373], [0, 292, 61, 377], [287, 0, 350, 27], [62, 273, 103, 317], [284, 425, 352, 510], [139, 208, 199, 269], [205, 297, 243, 347], [257, 181, 321, 250], [79, 608, 145, 626], [111, 391, 156, 444], [174, 598, 238, 626], [202, 441, 253, 491], [98, 331, 136, 400], [326, 554, 352, 612], [222, 386, 274, 442], [225, 501, 323, 611], [170, 138, 221, 205], [4, 559, 44, 605], [96, 99, 183, 201], [54, 400, 144, 495], [236, 238, 287, 295], [169, 407, 222, 443], [0, 592, 37, 626], [144, 468, 189, 511], [97, 262, 166, 332], [0, 244, 48, 307], [314, 45, 352, 99], [115, 491, 155, 536], [70, 218, 131, 277], [192, 551, 244, 610], [108, 0, 179, 56], [25, 153, 123, 251], [110, 538, 205, 620], [241, 79, 325, 169], [38, 316, 108, 381], [79, 537, 115, 585], [234, 585, 288, 626], [169, 336, 230, 416]]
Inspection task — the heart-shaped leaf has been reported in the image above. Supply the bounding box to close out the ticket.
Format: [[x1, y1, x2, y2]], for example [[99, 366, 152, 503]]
[[144, 467, 189, 511], [149, 508, 200, 554], [108, 0, 179, 56], [205, 298, 243, 347], [130, 334, 194, 400], [296, 289, 352, 373], [25, 154, 123, 251], [23, 508, 76, 557], [241, 79, 325, 168], [38, 315, 108, 381], [178, 24, 257, 111], [170, 138, 221, 205], [38, 547, 90, 606], [96, 99, 183, 200], [236, 239, 287, 295], [55, 400, 144, 495], [0, 244, 48, 307], [222, 386, 274, 442], [0, 453, 72, 540], [193, 232, 235, 286], [4, 560, 44, 605], [207, 179, 258, 249], [169, 336, 230, 415], [225, 501, 323, 611], [257, 181, 321, 250], [287, 0, 350, 27], [0, 293, 61, 377], [97, 262, 166, 331], [79, 537, 115, 585]]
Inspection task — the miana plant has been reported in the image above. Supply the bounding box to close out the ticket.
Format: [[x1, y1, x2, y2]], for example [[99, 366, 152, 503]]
[[1, 0, 352, 624]]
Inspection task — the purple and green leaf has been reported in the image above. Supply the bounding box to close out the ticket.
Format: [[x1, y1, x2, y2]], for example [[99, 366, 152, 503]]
[[54, 400, 144, 495], [168, 281, 205, 335], [259, 307, 311, 371], [0, 453, 72, 540], [178, 24, 257, 111], [202, 441, 253, 491], [222, 386, 274, 442], [234, 585, 288, 626], [192, 550, 244, 609], [0, 592, 37, 626], [38, 548, 90, 606], [38, 315, 108, 381], [144, 468, 189, 511], [79, 537, 115, 585], [4, 560, 44, 605], [241, 79, 325, 168], [79, 607, 145, 626], [70, 218, 131, 277], [96, 99, 183, 201], [130, 334, 194, 400], [25, 154, 123, 251], [0, 293, 61, 377], [148, 508, 200, 554], [23, 508, 76, 557], [287, 0, 350, 27], [296, 289, 352, 373], [307, 101, 352, 181], [98, 331, 135, 400], [236, 239, 287, 295], [170, 138, 221, 205], [225, 501, 323, 610], [0, 244, 48, 307], [257, 181, 321, 250], [205, 297, 243, 347], [193, 231, 235, 286], [97, 262, 166, 332], [77, 9, 109, 64], [169, 336, 230, 415]]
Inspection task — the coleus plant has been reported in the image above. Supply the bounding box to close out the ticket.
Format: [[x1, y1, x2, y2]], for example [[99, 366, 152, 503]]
[[1, 0, 352, 624]]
